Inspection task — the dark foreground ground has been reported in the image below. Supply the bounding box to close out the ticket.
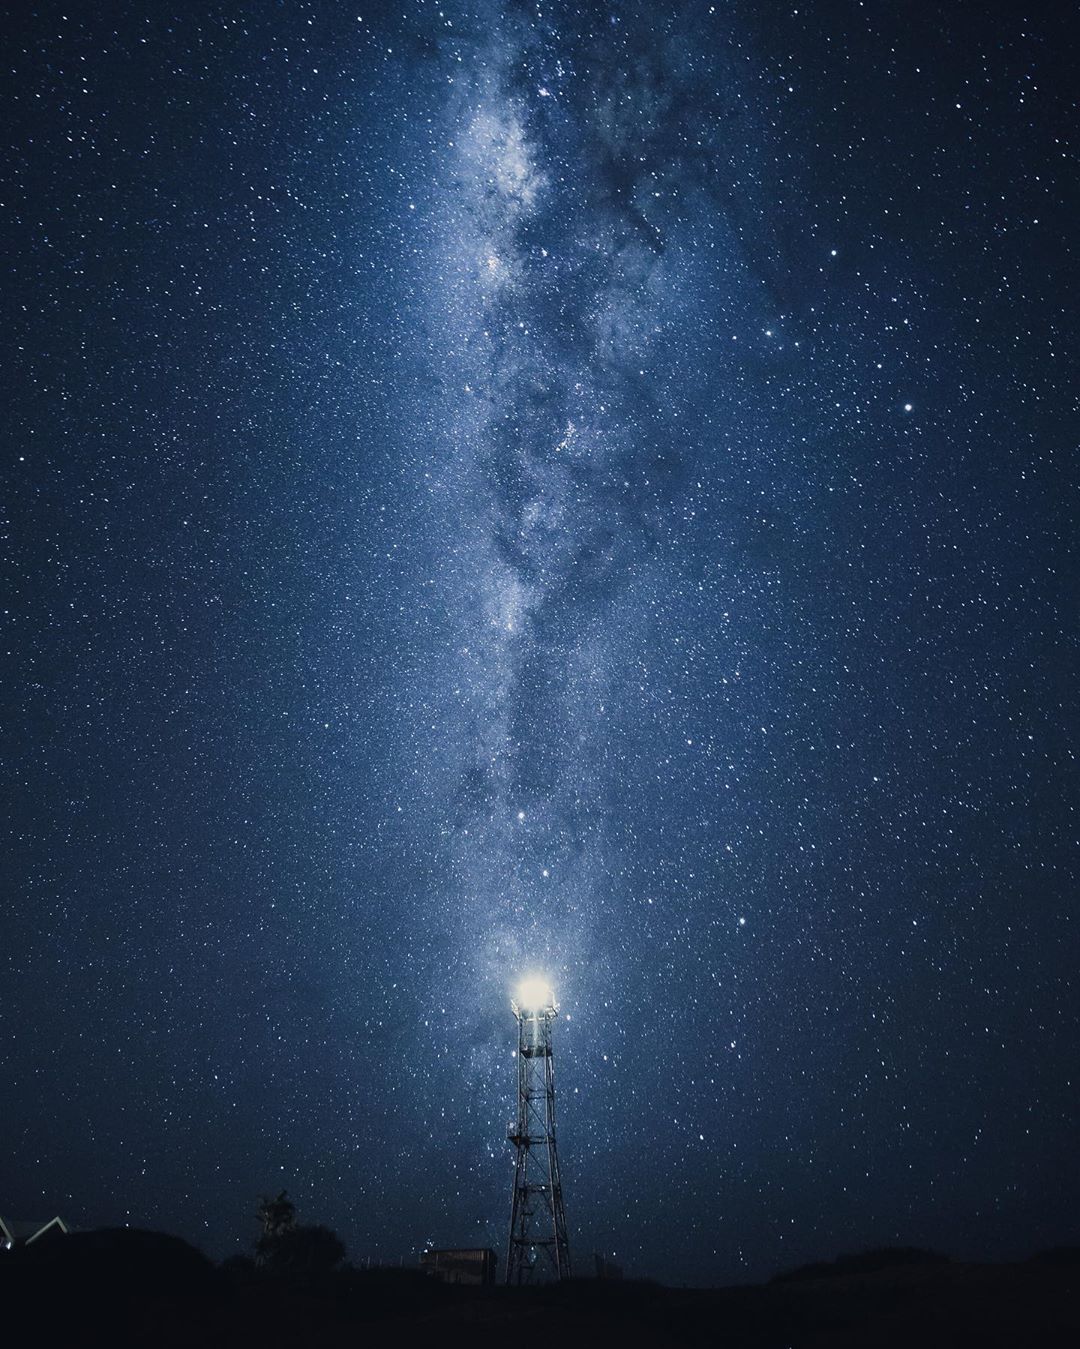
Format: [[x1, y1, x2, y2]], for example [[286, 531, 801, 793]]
[[3, 1231, 1078, 1347]]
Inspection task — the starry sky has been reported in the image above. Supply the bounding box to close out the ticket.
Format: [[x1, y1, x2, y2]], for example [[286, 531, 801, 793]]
[[3, 0, 1077, 1286]]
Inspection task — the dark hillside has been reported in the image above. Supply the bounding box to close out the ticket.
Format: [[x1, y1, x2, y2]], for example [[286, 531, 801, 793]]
[[2, 1233, 1077, 1348]]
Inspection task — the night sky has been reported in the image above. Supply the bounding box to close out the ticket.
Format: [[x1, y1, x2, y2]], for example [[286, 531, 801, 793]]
[[3, 0, 1077, 1286]]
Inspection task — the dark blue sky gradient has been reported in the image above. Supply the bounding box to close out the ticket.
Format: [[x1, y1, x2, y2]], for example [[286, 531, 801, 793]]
[[3, 1, 1077, 1284]]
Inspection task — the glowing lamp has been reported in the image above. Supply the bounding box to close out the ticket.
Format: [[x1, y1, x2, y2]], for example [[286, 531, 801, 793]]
[[514, 974, 555, 1014]]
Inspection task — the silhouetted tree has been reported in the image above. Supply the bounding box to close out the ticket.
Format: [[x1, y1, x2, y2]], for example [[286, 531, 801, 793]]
[[261, 1224, 346, 1277], [254, 1190, 296, 1266]]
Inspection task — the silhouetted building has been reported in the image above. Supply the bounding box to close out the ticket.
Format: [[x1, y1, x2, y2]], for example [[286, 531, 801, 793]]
[[420, 1247, 497, 1286], [0, 1216, 69, 1250]]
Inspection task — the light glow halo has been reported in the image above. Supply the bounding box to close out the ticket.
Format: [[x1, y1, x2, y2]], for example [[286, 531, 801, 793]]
[[514, 974, 555, 1013]]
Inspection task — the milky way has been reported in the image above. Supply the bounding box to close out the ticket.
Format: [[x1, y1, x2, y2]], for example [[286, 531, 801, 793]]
[[429, 15, 722, 980], [4, 0, 1076, 1285]]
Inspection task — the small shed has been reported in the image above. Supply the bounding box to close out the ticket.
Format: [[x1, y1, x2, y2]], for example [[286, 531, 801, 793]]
[[420, 1246, 497, 1286]]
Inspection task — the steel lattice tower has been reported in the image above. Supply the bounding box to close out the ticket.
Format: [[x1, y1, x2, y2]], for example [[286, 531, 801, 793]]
[[506, 978, 571, 1284]]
